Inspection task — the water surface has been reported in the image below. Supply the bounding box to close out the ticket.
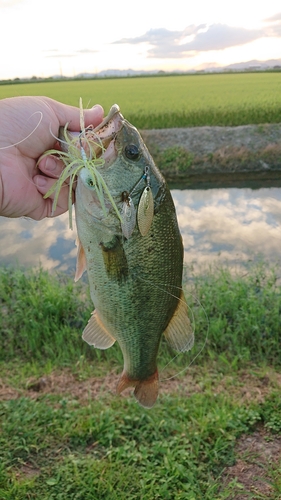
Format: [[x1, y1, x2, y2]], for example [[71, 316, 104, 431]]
[[174, 186, 281, 271], [1, 186, 280, 274]]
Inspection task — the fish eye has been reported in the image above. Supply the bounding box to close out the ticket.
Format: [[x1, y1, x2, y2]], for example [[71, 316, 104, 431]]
[[124, 144, 140, 160], [87, 178, 94, 187]]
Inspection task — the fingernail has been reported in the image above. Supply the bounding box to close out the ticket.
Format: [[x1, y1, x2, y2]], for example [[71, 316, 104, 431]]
[[35, 176, 47, 187], [91, 104, 104, 112], [45, 156, 57, 172]]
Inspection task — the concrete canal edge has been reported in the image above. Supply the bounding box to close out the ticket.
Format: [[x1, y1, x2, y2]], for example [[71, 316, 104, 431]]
[[141, 123, 281, 185]]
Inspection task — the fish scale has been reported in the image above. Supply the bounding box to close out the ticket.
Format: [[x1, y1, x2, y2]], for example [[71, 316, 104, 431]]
[[73, 106, 194, 408]]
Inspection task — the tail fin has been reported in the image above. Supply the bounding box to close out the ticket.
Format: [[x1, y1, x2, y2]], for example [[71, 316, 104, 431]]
[[116, 370, 159, 409]]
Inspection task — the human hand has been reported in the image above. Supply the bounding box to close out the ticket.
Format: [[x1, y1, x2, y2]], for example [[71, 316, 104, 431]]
[[0, 96, 104, 219]]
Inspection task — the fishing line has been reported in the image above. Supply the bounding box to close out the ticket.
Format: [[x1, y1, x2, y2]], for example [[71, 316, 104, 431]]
[[0, 111, 68, 196], [136, 274, 209, 381], [136, 274, 196, 326], [161, 295, 209, 381], [0, 106, 69, 193], [0, 111, 43, 150]]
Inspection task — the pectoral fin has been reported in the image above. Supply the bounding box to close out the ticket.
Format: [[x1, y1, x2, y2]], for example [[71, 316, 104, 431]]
[[82, 309, 116, 349], [116, 370, 159, 409], [164, 291, 194, 352], [100, 236, 128, 282], [74, 238, 87, 282]]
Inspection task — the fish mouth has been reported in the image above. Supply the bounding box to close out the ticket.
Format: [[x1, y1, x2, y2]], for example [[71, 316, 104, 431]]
[[59, 104, 123, 163], [91, 104, 124, 163], [69, 105, 126, 222]]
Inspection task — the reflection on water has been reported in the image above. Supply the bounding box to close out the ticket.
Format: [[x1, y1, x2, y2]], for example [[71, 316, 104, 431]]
[[0, 213, 77, 272], [1, 186, 281, 273], [173, 187, 281, 270]]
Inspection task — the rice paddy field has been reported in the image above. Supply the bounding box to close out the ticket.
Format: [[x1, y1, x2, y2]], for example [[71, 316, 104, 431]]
[[1, 71, 281, 128]]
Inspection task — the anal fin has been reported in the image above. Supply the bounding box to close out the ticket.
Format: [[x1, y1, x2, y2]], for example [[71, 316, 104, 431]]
[[164, 290, 194, 352], [116, 370, 159, 409], [82, 309, 116, 349]]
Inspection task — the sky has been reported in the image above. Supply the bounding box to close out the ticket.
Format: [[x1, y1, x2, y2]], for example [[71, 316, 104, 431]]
[[1, 0, 281, 80]]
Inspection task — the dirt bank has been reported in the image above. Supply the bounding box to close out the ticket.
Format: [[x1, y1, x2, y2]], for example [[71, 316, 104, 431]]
[[141, 123, 281, 183]]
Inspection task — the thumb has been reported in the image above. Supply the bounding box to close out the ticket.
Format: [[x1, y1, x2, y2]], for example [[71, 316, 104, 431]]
[[46, 98, 104, 131], [83, 105, 104, 129]]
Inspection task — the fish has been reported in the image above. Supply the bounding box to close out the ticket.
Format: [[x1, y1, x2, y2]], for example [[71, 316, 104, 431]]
[[65, 105, 194, 408]]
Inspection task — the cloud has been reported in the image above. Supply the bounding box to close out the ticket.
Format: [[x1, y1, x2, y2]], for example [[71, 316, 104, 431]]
[[113, 19, 280, 59], [115, 25, 204, 45], [0, 0, 23, 6], [43, 49, 98, 58], [172, 188, 281, 270], [264, 12, 281, 22], [76, 49, 98, 54], [263, 14, 281, 37], [0, 214, 77, 272], [180, 24, 262, 51], [45, 53, 75, 58]]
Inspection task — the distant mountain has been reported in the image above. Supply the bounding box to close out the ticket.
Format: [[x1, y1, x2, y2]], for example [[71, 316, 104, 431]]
[[223, 59, 281, 71], [75, 60, 281, 79], [10, 59, 281, 83], [76, 68, 162, 78]]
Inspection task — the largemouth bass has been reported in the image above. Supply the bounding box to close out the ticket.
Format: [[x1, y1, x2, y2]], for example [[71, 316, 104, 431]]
[[67, 105, 194, 408]]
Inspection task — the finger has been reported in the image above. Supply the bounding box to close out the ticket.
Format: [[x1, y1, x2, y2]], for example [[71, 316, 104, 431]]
[[83, 105, 104, 129], [38, 154, 64, 179], [38, 154, 78, 192], [46, 98, 104, 131], [34, 175, 75, 217]]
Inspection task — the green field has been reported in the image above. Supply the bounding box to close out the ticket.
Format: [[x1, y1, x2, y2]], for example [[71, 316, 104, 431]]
[[1, 264, 281, 499], [1, 72, 281, 128]]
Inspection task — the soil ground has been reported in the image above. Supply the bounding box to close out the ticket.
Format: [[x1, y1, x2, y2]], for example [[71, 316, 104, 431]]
[[1, 367, 281, 497]]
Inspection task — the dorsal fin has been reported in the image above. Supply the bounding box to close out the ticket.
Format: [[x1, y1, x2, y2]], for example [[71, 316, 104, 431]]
[[82, 309, 116, 349], [163, 291, 194, 352], [74, 238, 87, 282]]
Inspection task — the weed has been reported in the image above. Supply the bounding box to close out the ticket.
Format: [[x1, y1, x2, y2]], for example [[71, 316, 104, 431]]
[[153, 146, 195, 176], [0, 266, 114, 367], [0, 264, 281, 498], [189, 263, 281, 366]]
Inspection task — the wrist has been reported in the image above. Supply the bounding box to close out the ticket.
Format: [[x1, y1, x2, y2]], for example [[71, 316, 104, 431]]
[[0, 151, 11, 217], [0, 161, 3, 217]]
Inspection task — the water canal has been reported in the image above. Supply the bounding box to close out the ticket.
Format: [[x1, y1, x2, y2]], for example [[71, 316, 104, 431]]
[[1, 178, 281, 274]]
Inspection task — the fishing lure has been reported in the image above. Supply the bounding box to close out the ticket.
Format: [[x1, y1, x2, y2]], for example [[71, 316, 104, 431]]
[[41, 100, 154, 239], [136, 166, 154, 236], [40, 98, 122, 229], [122, 165, 154, 238], [121, 191, 136, 239], [137, 185, 154, 236]]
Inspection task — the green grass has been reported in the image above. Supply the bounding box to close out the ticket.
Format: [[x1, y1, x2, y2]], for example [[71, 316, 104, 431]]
[[1, 73, 281, 128], [189, 263, 281, 367], [1, 263, 280, 368], [0, 392, 262, 499], [0, 264, 281, 498]]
